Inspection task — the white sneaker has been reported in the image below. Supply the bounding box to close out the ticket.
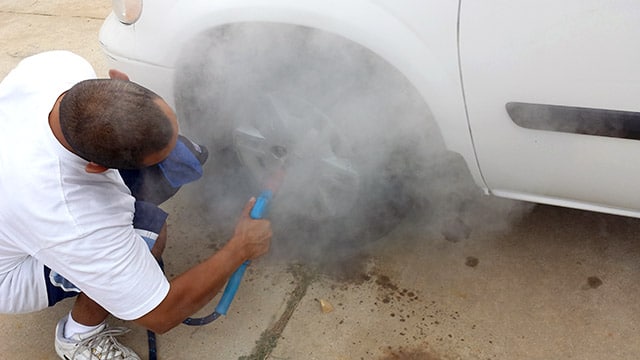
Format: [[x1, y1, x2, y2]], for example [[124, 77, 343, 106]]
[[54, 317, 141, 360]]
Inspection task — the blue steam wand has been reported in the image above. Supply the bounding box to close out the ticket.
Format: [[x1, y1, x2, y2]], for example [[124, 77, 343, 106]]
[[183, 190, 272, 325], [215, 190, 272, 314]]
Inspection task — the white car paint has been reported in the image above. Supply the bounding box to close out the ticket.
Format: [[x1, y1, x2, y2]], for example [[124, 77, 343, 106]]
[[100, 0, 640, 218], [461, 0, 640, 217]]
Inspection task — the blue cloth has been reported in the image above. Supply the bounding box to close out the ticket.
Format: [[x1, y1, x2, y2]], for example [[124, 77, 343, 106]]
[[158, 139, 203, 188], [119, 135, 207, 205]]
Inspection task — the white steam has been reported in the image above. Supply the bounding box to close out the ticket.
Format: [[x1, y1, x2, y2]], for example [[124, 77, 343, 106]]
[[171, 23, 533, 263]]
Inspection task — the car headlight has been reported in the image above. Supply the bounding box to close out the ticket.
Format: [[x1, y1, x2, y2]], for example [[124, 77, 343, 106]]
[[112, 0, 143, 25]]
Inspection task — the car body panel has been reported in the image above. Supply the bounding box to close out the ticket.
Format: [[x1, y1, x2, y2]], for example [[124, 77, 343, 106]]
[[460, 0, 640, 216]]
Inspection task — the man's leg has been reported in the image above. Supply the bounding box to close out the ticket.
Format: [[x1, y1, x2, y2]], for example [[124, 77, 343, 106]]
[[45, 267, 141, 360], [149, 222, 168, 261], [69, 293, 109, 329]]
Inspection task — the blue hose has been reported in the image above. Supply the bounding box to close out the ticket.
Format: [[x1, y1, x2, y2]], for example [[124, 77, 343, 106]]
[[152, 191, 276, 360]]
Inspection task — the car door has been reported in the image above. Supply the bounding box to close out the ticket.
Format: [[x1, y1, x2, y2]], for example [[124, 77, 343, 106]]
[[459, 0, 640, 216]]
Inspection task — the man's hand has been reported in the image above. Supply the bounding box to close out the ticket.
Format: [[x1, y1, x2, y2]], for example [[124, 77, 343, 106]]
[[229, 197, 272, 261]]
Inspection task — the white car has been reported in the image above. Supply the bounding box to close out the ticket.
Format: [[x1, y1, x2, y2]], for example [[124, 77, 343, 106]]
[[100, 0, 640, 241]]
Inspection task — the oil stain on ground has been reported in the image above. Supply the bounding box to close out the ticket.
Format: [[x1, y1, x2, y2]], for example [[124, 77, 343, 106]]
[[380, 346, 442, 360], [586, 276, 603, 289], [465, 256, 479, 267]]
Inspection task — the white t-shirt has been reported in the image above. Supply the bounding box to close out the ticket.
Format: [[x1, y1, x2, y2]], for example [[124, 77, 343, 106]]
[[0, 51, 170, 320]]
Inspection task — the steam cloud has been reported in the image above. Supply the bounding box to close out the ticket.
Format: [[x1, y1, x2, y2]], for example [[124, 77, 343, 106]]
[[170, 23, 533, 265]]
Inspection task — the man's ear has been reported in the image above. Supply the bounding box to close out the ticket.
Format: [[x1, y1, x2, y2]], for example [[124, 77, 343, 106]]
[[108, 69, 130, 81], [85, 162, 109, 174]]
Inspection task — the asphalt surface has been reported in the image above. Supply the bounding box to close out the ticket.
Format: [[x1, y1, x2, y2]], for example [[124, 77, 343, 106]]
[[2, 2, 640, 359]]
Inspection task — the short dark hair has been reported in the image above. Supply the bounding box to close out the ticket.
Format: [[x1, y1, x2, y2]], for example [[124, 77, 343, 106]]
[[59, 79, 174, 169]]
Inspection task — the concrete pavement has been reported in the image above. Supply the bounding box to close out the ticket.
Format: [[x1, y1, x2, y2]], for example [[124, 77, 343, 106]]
[[2, 1, 640, 359]]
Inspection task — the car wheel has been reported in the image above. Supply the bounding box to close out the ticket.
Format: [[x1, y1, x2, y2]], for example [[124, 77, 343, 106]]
[[174, 23, 444, 261]]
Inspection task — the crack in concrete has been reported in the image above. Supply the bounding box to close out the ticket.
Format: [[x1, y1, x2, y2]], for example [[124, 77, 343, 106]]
[[240, 263, 317, 360]]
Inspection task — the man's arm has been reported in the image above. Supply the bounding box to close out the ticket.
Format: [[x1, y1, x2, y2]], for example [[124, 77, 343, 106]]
[[134, 198, 271, 333]]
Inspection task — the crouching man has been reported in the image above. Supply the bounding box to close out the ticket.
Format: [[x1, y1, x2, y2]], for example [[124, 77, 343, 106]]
[[0, 51, 271, 359]]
